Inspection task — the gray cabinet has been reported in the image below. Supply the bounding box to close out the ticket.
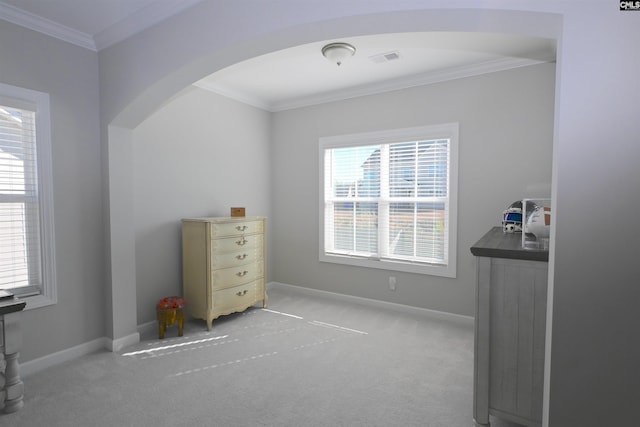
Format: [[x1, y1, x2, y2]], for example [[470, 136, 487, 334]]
[[471, 228, 548, 427]]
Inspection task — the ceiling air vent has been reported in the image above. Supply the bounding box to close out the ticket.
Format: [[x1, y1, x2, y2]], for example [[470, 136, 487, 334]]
[[369, 51, 401, 64]]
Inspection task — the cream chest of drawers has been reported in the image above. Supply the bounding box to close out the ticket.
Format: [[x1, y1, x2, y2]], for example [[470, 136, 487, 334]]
[[182, 216, 267, 330]]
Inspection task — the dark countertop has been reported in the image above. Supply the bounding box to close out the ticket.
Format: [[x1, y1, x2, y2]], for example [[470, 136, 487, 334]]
[[0, 297, 27, 316], [470, 227, 549, 262]]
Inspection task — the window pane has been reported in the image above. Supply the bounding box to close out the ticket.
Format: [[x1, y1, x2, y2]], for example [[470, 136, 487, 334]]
[[389, 202, 415, 256], [0, 151, 26, 195], [333, 201, 354, 251], [355, 202, 377, 254], [389, 142, 416, 198], [330, 145, 380, 198], [416, 202, 446, 262], [0, 202, 29, 288], [389, 202, 446, 262], [417, 140, 448, 197], [358, 149, 380, 197], [332, 202, 378, 254]]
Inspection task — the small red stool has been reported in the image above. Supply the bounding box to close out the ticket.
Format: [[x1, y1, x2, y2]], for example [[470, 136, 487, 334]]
[[156, 296, 186, 339]]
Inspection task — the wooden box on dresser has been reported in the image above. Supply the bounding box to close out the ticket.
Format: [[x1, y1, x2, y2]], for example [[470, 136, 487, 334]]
[[182, 216, 267, 330], [470, 227, 548, 427]]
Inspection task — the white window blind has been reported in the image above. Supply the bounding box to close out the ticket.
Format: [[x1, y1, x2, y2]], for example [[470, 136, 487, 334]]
[[320, 124, 458, 277], [0, 102, 42, 295]]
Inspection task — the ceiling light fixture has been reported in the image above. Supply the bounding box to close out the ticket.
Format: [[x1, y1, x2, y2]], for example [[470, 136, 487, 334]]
[[322, 42, 356, 66]]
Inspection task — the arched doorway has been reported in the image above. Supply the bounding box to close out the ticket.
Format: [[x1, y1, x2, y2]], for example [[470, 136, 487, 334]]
[[104, 4, 560, 352]]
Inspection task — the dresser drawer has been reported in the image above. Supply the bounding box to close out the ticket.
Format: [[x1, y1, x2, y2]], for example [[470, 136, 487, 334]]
[[212, 280, 262, 312], [212, 247, 263, 270], [212, 261, 264, 290], [211, 220, 264, 238], [212, 233, 263, 253]]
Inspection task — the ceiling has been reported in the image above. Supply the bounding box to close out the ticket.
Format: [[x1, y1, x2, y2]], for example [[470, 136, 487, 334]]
[[195, 32, 556, 111], [0, 1, 556, 112]]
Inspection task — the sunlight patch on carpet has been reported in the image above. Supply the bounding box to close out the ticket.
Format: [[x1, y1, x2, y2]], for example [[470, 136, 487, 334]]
[[308, 320, 368, 335], [261, 308, 304, 319], [122, 335, 229, 357], [292, 337, 341, 351], [172, 351, 280, 377]]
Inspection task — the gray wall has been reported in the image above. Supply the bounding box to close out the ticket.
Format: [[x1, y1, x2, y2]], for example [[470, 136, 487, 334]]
[[0, 21, 103, 361], [548, 7, 640, 426], [271, 63, 555, 317], [132, 88, 271, 324]]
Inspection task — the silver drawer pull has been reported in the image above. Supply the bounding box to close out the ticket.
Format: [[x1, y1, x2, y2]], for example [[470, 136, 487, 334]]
[[236, 290, 248, 296], [236, 254, 248, 260], [236, 271, 248, 277], [236, 225, 248, 231], [236, 238, 248, 246]]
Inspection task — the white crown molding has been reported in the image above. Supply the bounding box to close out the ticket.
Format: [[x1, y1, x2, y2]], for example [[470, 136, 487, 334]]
[[0, 1, 96, 50], [193, 80, 273, 112], [197, 57, 550, 113], [271, 57, 549, 112], [0, 0, 205, 51], [94, 0, 205, 51]]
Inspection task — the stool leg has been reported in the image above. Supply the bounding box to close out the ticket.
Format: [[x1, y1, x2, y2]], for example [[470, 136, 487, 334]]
[[157, 311, 166, 339], [158, 322, 165, 339], [177, 310, 184, 337]]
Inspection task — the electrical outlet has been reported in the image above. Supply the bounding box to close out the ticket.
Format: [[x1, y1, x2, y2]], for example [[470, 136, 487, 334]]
[[389, 276, 396, 291]]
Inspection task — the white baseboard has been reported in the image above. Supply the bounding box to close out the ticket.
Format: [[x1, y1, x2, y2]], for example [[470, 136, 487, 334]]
[[267, 281, 474, 327], [21, 330, 142, 378], [21, 337, 109, 378]]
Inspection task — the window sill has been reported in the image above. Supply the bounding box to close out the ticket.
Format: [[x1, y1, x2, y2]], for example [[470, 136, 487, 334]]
[[20, 293, 57, 310], [320, 253, 456, 278]]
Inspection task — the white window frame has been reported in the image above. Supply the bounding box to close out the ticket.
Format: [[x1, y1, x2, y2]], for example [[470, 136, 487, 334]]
[[0, 82, 57, 309], [319, 123, 458, 278]]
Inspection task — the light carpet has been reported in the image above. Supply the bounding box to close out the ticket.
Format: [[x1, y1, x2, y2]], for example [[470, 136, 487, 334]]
[[2, 286, 523, 426]]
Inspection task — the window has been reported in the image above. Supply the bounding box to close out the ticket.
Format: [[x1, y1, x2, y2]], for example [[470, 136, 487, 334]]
[[319, 124, 458, 277], [0, 82, 56, 307]]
